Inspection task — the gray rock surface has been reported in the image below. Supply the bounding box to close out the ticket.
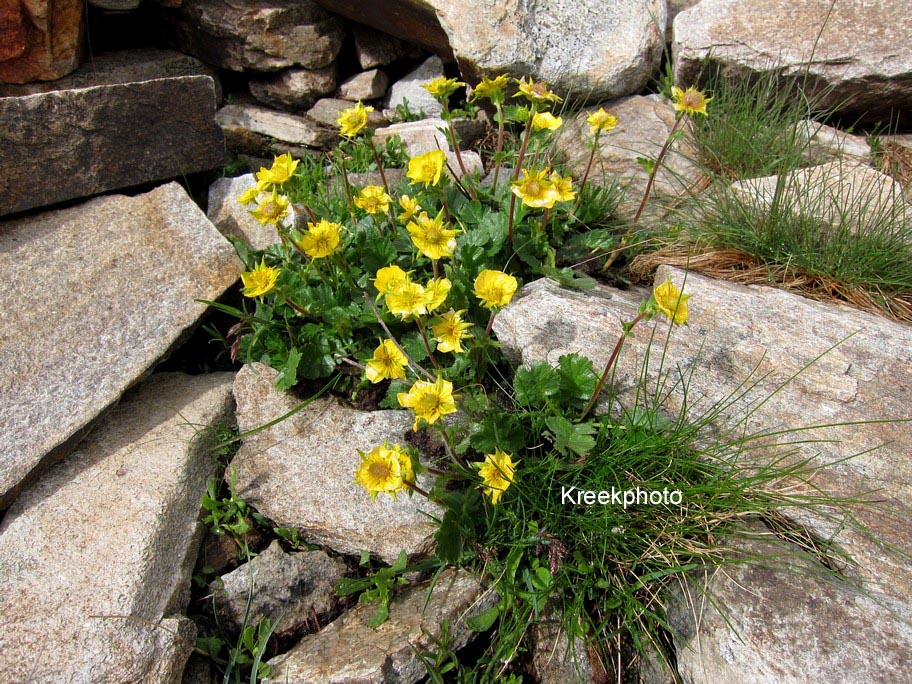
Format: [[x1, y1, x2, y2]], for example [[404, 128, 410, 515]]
[[352, 24, 408, 69], [0, 0, 83, 83], [673, 0, 912, 124], [0, 372, 235, 683], [231, 364, 442, 563], [167, 0, 343, 72], [385, 55, 445, 119], [208, 173, 282, 249], [338, 68, 390, 101], [0, 49, 225, 216], [373, 118, 451, 156], [250, 66, 337, 110], [0, 182, 242, 508], [493, 269, 912, 680], [731, 160, 910, 230], [532, 612, 592, 684], [306, 96, 390, 130], [796, 120, 872, 163], [266, 569, 495, 683], [556, 95, 703, 220], [217, 103, 336, 152], [212, 540, 347, 637]]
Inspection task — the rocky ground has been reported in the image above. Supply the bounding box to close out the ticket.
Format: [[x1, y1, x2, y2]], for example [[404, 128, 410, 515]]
[[1, 1, 911, 683]]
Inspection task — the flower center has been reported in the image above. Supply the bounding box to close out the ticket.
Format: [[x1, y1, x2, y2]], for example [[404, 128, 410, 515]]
[[421, 161, 437, 177], [682, 91, 703, 109], [416, 393, 441, 413], [369, 461, 391, 479], [525, 180, 542, 196]]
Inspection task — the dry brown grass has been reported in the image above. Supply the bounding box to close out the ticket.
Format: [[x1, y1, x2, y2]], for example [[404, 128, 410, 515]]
[[630, 245, 912, 325]]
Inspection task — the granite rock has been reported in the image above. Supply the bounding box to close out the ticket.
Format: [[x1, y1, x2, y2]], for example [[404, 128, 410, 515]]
[[167, 0, 343, 72], [352, 24, 408, 69], [208, 173, 281, 249], [0, 183, 242, 508], [338, 68, 390, 101], [217, 103, 336, 152], [0, 49, 225, 216], [306, 96, 390, 130], [250, 66, 337, 111], [673, 0, 912, 125], [266, 569, 495, 684], [231, 364, 442, 563], [0, 0, 83, 83], [796, 120, 872, 164], [373, 118, 450, 156], [385, 54, 445, 119], [0, 372, 235, 683], [211, 540, 347, 637]]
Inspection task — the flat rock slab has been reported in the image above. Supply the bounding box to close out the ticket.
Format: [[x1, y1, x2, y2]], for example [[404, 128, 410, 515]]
[[0, 372, 235, 683], [494, 269, 912, 616], [556, 95, 703, 220], [208, 173, 281, 249], [250, 66, 337, 111], [0, 182, 242, 508], [667, 534, 912, 684], [0, 49, 225, 216], [217, 103, 336, 153], [266, 568, 494, 684], [673, 0, 912, 125], [232, 364, 442, 563]]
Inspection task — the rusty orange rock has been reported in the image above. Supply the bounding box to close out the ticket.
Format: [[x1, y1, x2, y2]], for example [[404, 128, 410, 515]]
[[0, 0, 84, 84]]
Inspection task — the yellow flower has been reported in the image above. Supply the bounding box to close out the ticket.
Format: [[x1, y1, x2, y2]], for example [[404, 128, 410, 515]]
[[652, 277, 691, 325], [422, 76, 465, 99], [354, 185, 391, 215], [407, 149, 447, 187], [397, 376, 457, 430], [374, 265, 411, 299], [241, 260, 280, 298], [511, 168, 558, 209], [471, 74, 510, 103], [397, 195, 421, 222], [474, 269, 518, 309], [532, 112, 563, 131], [297, 219, 341, 259], [515, 77, 562, 104], [337, 101, 374, 138], [474, 449, 516, 505], [249, 192, 291, 226], [354, 442, 413, 500], [671, 86, 711, 117], [385, 280, 428, 318], [406, 210, 459, 261], [256, 153, 299, 186], [586, 108, 619, 134], [424, 277, 451, 313], [237, 186, 260, 205], [432, 310, 472, 353], [365, 339, 408, 383], [549, 171, 576, 203]]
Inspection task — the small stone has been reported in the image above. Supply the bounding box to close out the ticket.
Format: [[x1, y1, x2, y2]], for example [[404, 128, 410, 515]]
[[0, 49, 225, 216], [385, 55, 445, 119], [0, 372, 235, 683], [531, 611, 592, 684], [0, 183, 242, 508], [373, 118, 450, 156], [231, 364, 442, 563], [338, 69, 390, 101], [0, 0, 83, 83], [306, 97, 389, 130], [266, 569, 496, 684], [250, 66, 337, 111], [207, 174, 281, 249], [352, 24, 406, 69], [211, 540, 347, 637], [217, 103, 336, 151], [166, 0, 344, 72]]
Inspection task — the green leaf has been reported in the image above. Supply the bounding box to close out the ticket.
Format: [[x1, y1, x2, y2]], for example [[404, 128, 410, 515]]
[[636, 156, 656, 174], [434, 509, 465, 564], [557, 353, 598, 406], [466, 603, 501, 632], [401, 332, 429, 362], [545, 415, 597, 458], [368, 602, 390, 628], [468, 413, 528, 454], [513, 361, 560, 408], [274, 347, 302, 391], [380, 380, 409, 409]]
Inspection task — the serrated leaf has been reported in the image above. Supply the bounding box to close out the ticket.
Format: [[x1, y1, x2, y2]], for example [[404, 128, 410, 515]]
[[513, 362, 560, 408], [545, 415, 597, 458], [380, 380, 409, 409], [274, 347, 302, 391], [557, 353, 599, 406], [400, 332, 429, 362], [636, 156, 656, 174]]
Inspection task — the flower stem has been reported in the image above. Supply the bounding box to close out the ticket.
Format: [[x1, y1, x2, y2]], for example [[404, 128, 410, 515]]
[[572, 129, 601, 215], [579, 311, 649, 420], [363, 292, 434, 381], [442, 103, 469, 178], [484, 310, 496, 339], [492, 103, 505, 188], [403, 479, 431, 498], [416, 318, 440, 370], [336, 152, 357, 224], [631, 115, 683, 225]]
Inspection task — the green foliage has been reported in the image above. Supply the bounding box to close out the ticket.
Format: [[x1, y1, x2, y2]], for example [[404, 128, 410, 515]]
[[201, 467, 269, 540], [196, 616, 275, 684]]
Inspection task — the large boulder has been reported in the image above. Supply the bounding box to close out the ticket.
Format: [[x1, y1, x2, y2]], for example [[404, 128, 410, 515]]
[[0, 49, 225, 216], [231, 364, 442, 563], [322, 0, 666, 101], [673, 0, 912, 125], [0, 182, 242, 509], [167, 0, 344, 72], [0, 0, 83, 83], [493, 269, 912, 681], [0, 372, 235, 683]]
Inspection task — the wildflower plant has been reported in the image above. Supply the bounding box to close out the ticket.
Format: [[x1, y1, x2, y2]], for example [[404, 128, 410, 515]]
[[215, 77, 871, 682]]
